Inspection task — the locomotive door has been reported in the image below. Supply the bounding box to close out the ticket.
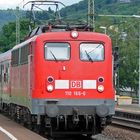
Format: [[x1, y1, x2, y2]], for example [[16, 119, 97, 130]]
[[0, 63, 8, 104], [0, 64, 5, 104], [27, 44, 33, 106], [28, 54, 33, 99], [0, 64, 2, 106]]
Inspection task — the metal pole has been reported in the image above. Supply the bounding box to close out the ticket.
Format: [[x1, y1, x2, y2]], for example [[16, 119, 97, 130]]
[[139, 21, 140, 107], [98, 14, 135, 18], [88, 0, 95, 31], [16, 6, 20, 44]]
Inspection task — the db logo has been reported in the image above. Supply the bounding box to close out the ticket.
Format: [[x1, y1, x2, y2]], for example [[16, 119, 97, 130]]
[[71, 81, 82, 88]]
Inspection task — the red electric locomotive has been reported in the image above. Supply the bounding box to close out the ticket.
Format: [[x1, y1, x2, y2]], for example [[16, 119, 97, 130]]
[[0, 24, 115, 137], [0, 0, 114, 138]]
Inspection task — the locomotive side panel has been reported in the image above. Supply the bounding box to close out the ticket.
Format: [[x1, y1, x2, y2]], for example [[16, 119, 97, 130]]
[[10, 42, 35, 110]]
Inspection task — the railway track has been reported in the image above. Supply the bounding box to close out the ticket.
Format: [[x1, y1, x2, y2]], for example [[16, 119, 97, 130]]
[[112, 111, 140, 131]]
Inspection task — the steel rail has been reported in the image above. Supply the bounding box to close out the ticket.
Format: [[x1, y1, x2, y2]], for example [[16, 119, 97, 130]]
[[112, 112, 140, 131]]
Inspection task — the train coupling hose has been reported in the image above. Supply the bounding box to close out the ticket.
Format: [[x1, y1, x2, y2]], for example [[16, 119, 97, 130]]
[[72, 107, 79, 125], [100, 117, 107, 128]]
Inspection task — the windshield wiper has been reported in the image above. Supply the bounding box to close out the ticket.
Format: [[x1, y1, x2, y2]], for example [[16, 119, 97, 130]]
[[88, 44, 102, 54], [50, 51, 58, 62], [85, 50, 93, 62]]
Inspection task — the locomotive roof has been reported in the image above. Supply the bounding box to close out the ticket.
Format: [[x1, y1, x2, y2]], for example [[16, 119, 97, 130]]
[[38, 31, 111, 42], [28, 24, 92, 38], [12, 27, 111, 51], [0, 49, 11, 62], [12, 35, 37, 51]]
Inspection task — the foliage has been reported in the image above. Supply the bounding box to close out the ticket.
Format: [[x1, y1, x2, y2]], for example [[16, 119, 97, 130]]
[[0, 19, 30, 52], [118, 20, 139, 95], [96, 19, 139, 95], [0, 9, 26, 29], [0, 9, 15, 28]]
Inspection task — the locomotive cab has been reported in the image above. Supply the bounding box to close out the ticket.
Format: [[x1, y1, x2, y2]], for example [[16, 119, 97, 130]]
[[31, 30, 115, 135]]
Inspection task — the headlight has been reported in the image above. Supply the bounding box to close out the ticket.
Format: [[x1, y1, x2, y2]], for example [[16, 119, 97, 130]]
[[47, 85, 54, 92], [71, 31, 79, 38], [97, 85, 104, 92]]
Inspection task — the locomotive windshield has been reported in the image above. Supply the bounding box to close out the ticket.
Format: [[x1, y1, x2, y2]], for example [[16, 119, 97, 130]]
[[45, 43, 70, 61], [80, 43, 104, 62]]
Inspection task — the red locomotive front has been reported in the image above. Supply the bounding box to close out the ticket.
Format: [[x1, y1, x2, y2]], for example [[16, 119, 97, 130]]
[[29, 31, 115, 135], [33, 31, 114, 99]]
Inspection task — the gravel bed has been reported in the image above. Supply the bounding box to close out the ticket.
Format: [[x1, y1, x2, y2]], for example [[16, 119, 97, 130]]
[[92, 134, 116, 140], [102, 126, 140, 140]]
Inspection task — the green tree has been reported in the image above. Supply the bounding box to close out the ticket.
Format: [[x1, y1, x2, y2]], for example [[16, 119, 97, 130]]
[[0, 19, 30, 52]]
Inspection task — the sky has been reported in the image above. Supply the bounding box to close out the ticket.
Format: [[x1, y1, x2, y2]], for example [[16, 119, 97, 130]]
[[0, 0, 82, 9]]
